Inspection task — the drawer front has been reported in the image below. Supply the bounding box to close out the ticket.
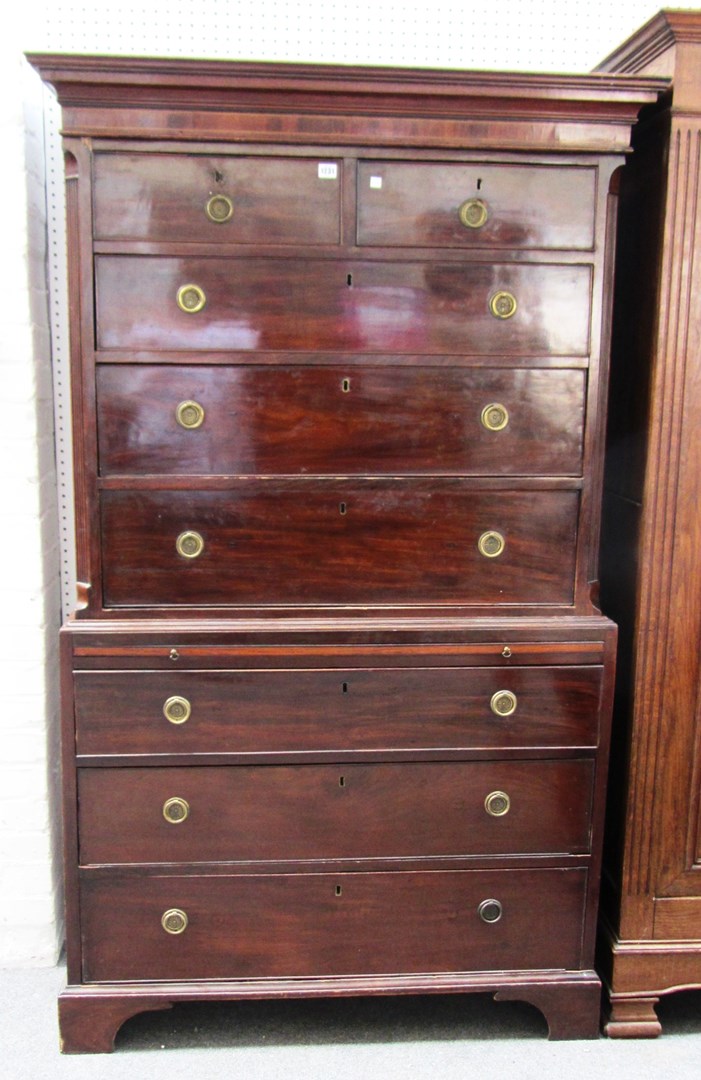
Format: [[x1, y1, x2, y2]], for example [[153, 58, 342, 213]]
[[73, 665, 603, 756], [95, 256, 592, 356], [357, 161, 596, 249], [80, 867, 587, 981], [78, 760, 595, 864], [96, 365, 586, 478], [93, 152, 342, 244], [100, 485, 579, 607]]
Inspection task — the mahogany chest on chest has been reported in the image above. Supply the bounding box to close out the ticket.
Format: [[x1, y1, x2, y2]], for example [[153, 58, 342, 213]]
[[28, 54, 661, 1050]]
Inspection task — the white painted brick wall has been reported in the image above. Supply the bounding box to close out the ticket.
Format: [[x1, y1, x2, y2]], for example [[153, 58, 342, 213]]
[[0, 16, 63, 966]]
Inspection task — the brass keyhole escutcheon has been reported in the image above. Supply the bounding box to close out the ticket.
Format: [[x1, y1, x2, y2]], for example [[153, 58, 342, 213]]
[[490, 690, 518, 717], [478, 531, 505, 559], [484, 790, 511, 817], [176, 400, 205, 429], [176, 530, 204, 559], [481, 403, 509, 432], [161, 908, 189, 935], [163, 695, 191, 725], [458, 197, 488, 229], [163, 796, 190, 824], [489, 291, 518, 319], [176, 283, 207, 314], [478, 899, 503, 924], [205, 193, 234, 223]]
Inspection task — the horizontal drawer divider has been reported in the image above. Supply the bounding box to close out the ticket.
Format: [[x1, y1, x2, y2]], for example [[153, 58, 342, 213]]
[[78, 854, 593, 873], [95, 350, 592, 368], [75, 749, 598, 766], [97, 475, 586, 489], [79, 854, 592, 878], [92, 241, 597, 264]]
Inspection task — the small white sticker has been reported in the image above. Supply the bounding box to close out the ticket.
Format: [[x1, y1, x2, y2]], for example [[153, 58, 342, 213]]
[[370, 176, 383, 189], [318, 163, 338, 179]]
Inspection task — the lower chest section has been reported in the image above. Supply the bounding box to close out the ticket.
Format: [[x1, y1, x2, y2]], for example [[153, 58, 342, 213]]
[[66, 626, 614, 984]]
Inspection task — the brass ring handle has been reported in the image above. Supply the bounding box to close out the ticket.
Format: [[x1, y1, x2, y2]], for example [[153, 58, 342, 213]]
[[458, 197, 488, 229], [161, 908, 188, 935], [478, 899, 503, 924], [478, 531, 505, 559], [484, 790, 511, 817], [205, 194, 234, 223], [163, 695, 191, 724], [176, 530, 204, 559], [490, 690, 517, 717], [163, 796, 190, 824], [176, 400, 205, 429], [177, 283, 207, 314], [481, 403, 509, 432], [489, 291, 518, 319]]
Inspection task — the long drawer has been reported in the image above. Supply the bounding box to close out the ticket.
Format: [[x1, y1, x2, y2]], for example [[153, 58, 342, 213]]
[[80, 867, 588, 981], [95, 256, 592, 355], [93, 152, 342, 244], [73, 665, 603, 756], [356, 161, 597, 249], [78, 760, 595, 864], [96, 364, 586, 477], [99, 485, 579, 608]]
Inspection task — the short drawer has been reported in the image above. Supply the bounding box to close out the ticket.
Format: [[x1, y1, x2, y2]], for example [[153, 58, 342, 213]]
[[95, 256, 592, 356], [99, 484, 579, 608], [357, 161, 596, 249], [77, 760, 595, 864], [73, 665, 603, 756], [93, 152, 341, 244], [96, 364, 586, 478], [80, 866, 587, 981]]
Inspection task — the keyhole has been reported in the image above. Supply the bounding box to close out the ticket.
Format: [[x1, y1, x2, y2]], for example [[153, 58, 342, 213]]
[[339, 775, 345, 787], [342, 682, 349, 694], [477, 178, 483, 190], [339, 502, 347, 515], [347, 273, 353, 287], [213, 169, 224, 184], [335, 885, 343, 896], [342, 378, 351, 393]]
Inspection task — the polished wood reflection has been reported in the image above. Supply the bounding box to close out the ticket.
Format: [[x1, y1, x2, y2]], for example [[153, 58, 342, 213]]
[[95, 256, 592, 355], [96, 364, 586, 477]]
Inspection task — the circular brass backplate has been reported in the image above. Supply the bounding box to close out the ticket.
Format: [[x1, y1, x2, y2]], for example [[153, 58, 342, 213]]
[[176, 530, 204, 559], [489, 291, 518, 319], [484, 790, 511, 817], [176, 400, 205, 429], [163, 695, 191, 724], [480, 403, 509, 432], [490, 690, 518, 717], [161, 908, 189, 935], [205, 193, 234, 223], [176, 284, 207, 314], [478, 899, 503, 924], [478, 531, 505, 559], [458, 197, 488, 229], [163, 796, 190, 824]]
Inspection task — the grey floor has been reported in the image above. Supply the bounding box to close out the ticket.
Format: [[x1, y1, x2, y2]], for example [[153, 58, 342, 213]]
[[3, 962, 700, 1079]]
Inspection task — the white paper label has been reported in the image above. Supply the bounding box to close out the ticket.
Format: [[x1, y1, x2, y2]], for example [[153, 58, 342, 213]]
[[318, 163, 338, 179], [370, 176, 383, 189]]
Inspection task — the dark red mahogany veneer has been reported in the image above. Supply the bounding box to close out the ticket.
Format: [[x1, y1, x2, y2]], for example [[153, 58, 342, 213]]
[[27, 52, 662, 1051]]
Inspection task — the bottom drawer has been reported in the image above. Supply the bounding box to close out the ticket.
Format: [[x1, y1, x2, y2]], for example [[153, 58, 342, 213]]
[[81, 867, 587, 981]]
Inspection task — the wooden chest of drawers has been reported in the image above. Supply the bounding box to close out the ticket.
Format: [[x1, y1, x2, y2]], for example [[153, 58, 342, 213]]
[[28, 54, 661, 1051]]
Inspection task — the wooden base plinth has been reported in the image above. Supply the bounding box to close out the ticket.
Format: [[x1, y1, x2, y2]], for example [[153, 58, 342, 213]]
[[58, 971, 603, 1052], [604, 996, 662, 1038]]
